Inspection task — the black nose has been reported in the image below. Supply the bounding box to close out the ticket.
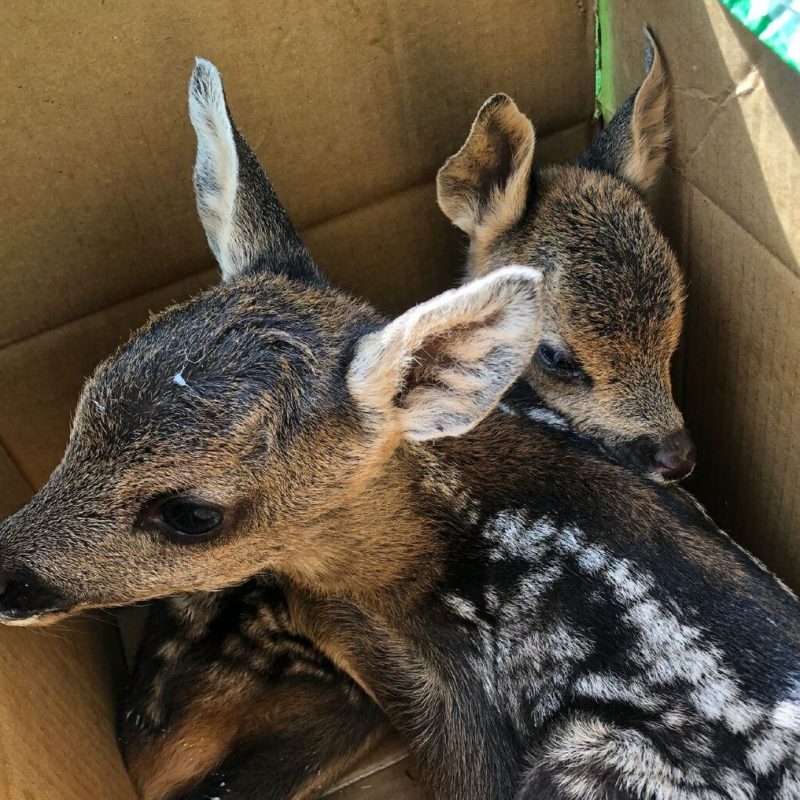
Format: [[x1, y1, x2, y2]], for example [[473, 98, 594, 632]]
[[0, 569, 28, 616], [0, 567, 65, 620], [652, 428, 696, 481], [0, 570, 24, 617]]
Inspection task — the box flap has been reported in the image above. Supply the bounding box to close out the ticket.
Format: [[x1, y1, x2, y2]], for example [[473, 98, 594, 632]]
[[0, 0, 595, 348], [0, 620, 135, 800]]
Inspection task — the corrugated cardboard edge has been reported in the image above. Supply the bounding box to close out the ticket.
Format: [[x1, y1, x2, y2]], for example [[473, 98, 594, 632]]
[[603, 0, 800, 588]]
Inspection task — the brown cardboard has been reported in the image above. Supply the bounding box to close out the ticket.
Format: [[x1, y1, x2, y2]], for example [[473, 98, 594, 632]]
[[0, 449, 31, 518], [601, 0, 800, 274], [0, 444, 132, 800], [680, 184, 800, 582], [0, 0, 594, 349], [0, 619, 135, 799], [325, 758, 421, 799], [602, 0, 800, 589], [322, 736, 418, 798]]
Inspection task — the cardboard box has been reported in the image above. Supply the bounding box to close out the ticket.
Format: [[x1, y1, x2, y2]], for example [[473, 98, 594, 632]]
[[0, 1, 796, 796], [601, 0, 800, 582]]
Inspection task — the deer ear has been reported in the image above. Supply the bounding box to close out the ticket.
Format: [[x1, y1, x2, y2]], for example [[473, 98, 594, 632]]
[[579, 26, 670, 191], [188, 58, 323, 285], [437, 94, 535, 238], [349, 266, 542, 441]]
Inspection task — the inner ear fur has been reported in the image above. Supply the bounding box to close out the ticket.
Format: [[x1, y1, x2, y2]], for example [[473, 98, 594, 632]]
[[437, 93, 535, 238], [348, 265, 542, 442]]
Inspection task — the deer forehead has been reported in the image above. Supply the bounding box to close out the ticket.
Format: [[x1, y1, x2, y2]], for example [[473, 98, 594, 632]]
[[486, 171, 683, 326], [70, 278, 375, 470]]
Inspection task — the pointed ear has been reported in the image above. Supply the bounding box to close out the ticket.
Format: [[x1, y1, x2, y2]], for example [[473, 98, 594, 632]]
[[579, 26, 670, 191], [348, 266, 542, 441], [436, 94, 536, 237], [188, 58, 323, 285]]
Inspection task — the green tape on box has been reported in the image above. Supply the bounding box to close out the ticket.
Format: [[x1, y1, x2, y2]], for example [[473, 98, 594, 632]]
[[595, 0, 616, 119], [718, 0, 800, 73]]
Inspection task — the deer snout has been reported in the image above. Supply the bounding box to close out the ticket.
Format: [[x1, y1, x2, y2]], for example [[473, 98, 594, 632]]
[[629, 427, 696, 482], [0, 564, 67, 624], [652, 428, 696, 481]]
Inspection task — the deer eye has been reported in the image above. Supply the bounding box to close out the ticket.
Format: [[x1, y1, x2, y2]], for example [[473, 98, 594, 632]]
[[536, 343, 586, 380], [144, 497, 224, 542]]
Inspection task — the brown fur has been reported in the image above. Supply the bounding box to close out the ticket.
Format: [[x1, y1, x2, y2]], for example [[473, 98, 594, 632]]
[[623, 29, 671, 190], [437, 93, 535, 243], [436, 32, 692, 481], [490, 166, 685, 446], [129, 680, 385, 800], [130, 703, 239, 800], [119, 581, 389, 800]]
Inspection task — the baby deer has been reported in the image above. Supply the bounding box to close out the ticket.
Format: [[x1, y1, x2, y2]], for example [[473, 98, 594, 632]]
[[439, 28, 694, 482], [120, 578, 385, 800], [2, 42, 798, 800], [124, 34, 699, 800]]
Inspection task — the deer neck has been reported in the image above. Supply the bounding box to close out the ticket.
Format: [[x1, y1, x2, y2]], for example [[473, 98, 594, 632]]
[[277, 445, 448, 608]]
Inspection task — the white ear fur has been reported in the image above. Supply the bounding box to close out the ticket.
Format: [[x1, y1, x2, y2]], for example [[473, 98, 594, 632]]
[[348, 266, 542, 441], [188, 58, 243, 282], [188, 59, 321, 286]]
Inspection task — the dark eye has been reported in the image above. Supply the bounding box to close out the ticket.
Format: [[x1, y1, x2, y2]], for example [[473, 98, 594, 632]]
[[146, 498, 224, 542], [536, 343, 586, 380]]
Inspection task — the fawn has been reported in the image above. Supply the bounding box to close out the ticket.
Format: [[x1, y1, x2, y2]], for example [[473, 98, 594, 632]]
[[438, 28, 693, 483], [123, 32, 701, 800], [2, 38, 798, 800]]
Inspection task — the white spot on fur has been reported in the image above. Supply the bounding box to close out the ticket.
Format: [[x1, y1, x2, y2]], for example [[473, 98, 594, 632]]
[[483, 511, 556, 562], [773, 700, 800, 730], [517, 562, 564, 603], [443, 593, 482, 625], [555, 526, 582, 554], [779, 763, 800, 799], [575, 544, 607, 574], [524, 406, 569, 429], [605, 558, 651, 602], [498, 402, 518, 416], [716, 767, 754, 800], [484, 586, 500, 614], [747, 717, 800, 777], [620, 577, 762, 735], [172, 370, 187, 387], [574, 672, 663, 710]]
